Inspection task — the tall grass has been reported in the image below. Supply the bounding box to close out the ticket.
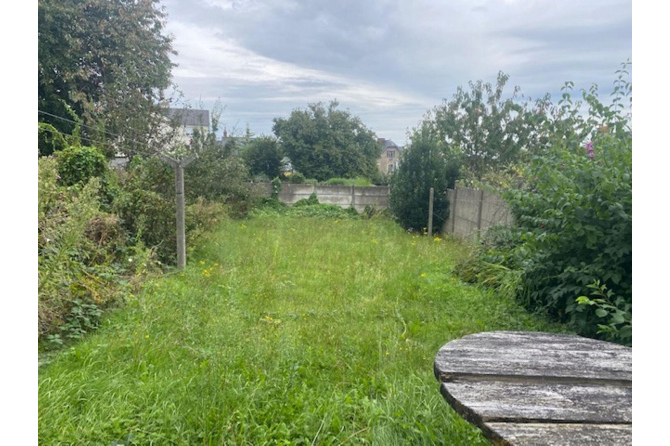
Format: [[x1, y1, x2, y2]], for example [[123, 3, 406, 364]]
[[39, 215, 566, 445]]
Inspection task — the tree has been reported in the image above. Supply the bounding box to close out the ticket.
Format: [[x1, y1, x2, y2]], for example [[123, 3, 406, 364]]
[[431, 72, 548, 181], [389, 125, 460, 232], [272, 101, 381, 181], [243, 136, 283, 179], [38, 0, 176, 157]]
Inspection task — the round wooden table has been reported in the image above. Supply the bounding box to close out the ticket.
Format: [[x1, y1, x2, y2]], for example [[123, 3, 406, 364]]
[[434, 331, 632, 446]]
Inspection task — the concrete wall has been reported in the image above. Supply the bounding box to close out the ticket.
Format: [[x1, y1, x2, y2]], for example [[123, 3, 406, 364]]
[[258, 183, 390, 213], [443, 187, 513, 240]]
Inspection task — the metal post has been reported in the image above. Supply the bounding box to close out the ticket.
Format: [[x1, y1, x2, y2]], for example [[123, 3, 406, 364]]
[[428, 187, 434, 237]]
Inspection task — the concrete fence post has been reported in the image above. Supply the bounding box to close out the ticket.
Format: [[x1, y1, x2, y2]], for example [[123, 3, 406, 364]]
[[476, 189, 485, 241], [428, 187, 434, 237], [159, 153, 196, 270], [452, 188, 458, 235]]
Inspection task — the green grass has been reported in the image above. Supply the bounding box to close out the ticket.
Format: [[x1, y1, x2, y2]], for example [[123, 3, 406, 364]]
[[39, 215, 568, 445]]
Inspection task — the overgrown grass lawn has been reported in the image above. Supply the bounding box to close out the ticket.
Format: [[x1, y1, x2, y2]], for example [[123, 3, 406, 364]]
[[39, 215, 566, 445]]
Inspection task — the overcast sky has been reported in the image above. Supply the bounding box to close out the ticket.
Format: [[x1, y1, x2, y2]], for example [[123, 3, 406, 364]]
[[161, 0, 631, 145]]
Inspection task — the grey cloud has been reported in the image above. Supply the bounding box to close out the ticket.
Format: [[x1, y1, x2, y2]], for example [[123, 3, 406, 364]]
[[161, 0, 631, 143]]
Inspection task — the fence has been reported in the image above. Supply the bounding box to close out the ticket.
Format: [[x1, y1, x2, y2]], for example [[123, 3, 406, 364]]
[[255, 183, 390, 213], [443, 187, 513, 240]]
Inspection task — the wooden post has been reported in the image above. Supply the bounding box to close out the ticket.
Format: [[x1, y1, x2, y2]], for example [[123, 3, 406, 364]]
[[428, 187, 434, 237], [159, 153, 196, 270]]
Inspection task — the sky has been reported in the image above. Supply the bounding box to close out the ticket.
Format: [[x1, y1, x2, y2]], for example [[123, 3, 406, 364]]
[[161, 0, 631, 145], [160, 0, 632, 145]]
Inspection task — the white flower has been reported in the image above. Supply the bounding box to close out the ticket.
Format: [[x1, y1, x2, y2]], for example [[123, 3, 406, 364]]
[[128, 258, 133, 263]]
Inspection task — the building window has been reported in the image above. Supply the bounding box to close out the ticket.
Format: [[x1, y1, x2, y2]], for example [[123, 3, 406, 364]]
[[387, 150, 394, 159], [387, 164, 395, 173]]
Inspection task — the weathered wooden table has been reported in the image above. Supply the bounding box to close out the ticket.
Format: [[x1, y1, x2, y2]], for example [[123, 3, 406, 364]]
[[434, 331, 632, 446]]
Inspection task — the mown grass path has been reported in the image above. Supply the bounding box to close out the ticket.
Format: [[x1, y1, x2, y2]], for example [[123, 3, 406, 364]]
[[39, 215, 566, 445]]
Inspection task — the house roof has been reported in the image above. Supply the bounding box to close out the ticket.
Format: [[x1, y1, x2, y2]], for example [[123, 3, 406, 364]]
[[380, 138, 402, 152], [164, 108, 210, 128]]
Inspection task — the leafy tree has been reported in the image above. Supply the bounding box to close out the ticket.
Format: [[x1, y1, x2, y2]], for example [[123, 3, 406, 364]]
[[389, 125, 460, 232], [243, 136, 283, 179], [272, 101, 381, 181], [431, 72, 549, 181], [38, 0, 176, 157]]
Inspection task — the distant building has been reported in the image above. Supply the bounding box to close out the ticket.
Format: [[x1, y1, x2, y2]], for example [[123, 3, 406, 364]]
[[376, 138, 402, 174], [163, 108, 210, 147]]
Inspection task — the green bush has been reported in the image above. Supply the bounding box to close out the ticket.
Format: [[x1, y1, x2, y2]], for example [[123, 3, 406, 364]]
[[56, 145, 108, 186], [389, 128, 459, 232], [462, 63, 633, 344], [293, 193, 320, 207], [505, 127, 631, 342], [286, 171, 306, 184], [114, 187, 176, 265], [324, 177, 372, 186], [38, 157, 146, 342]]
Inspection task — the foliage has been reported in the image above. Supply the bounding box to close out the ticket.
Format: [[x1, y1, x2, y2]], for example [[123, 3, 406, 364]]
[[243, 136, 283, 179], [38, 157, 148, 341], [270, 177, 282, 199], [389, 126, 460, 232], [39, 215, 566, 444], [185, 198, 228, 244], [324, 177, 373, 186], [114, 187, 176, 265], [38, 0, 176, 157], [293, 192, 321, 207], [38, 122, 68, 156], [285, 171, 306, 184], [272, 100, 381, 181], [430, 71, 550, 181], [56, 145, 108, 186], [577, 281, 631, 345], [459, 62, 632, 343]]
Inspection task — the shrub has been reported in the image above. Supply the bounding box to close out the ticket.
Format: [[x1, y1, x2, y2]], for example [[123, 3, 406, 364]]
[[504, 127, 632, 340], [286, 171, 306, 184], [114, 187, 176, 265], [324, 177, 372, 186], [463, 63, 633, 343], [56, 145, 108, 186], [293, 193, 320, 207], [389, 128, 459, 232], [186, 198, 228, 243], [38, 157, 143, 341]]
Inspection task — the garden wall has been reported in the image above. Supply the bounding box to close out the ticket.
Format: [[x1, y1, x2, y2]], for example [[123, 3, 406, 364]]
[[443, 187, 513, 240], [256, 183, 390, 213]]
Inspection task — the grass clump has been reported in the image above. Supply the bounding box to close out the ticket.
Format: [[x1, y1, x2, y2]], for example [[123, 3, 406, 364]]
[[40, 215, 567, 444]]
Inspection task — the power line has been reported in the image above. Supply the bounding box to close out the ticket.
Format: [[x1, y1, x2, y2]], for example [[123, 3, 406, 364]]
[[37, 109, 158, 151]]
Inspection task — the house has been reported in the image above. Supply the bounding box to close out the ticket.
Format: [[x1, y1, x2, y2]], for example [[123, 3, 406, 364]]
[[376, 138, 402, 174], [163, 108, 211, 146]]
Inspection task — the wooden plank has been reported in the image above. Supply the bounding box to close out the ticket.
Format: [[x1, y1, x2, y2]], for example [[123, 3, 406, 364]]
[[483, 422, 632, 446], [440, 381, 631, 424], [434, 331, 631, 384]]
